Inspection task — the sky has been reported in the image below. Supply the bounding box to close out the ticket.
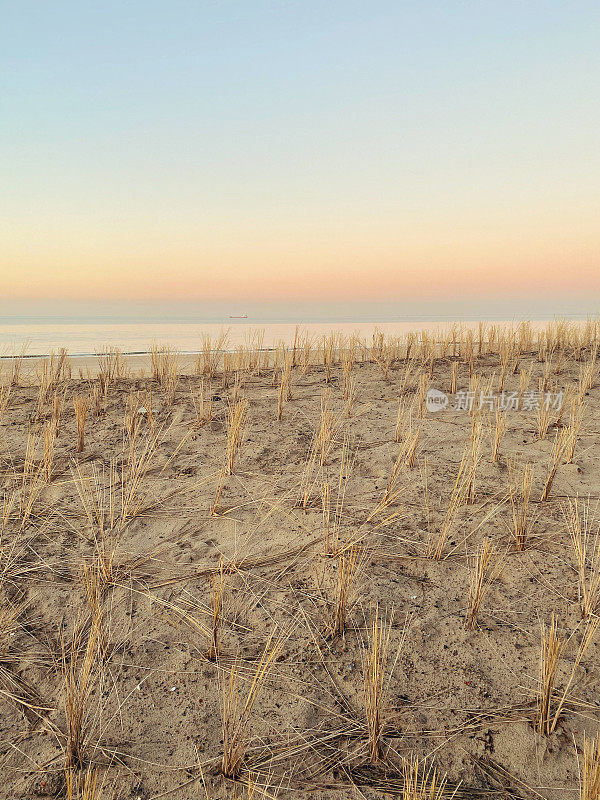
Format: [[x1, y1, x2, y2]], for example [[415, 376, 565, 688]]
[[1, 1, 599, 319]]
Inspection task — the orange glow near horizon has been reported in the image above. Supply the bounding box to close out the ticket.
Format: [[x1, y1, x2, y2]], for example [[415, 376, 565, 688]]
[[2, 4, 599, 312], [3, 214, 599, 303]]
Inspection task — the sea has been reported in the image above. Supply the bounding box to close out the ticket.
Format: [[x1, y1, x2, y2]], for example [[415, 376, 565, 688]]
[[0, 313, 593, 358]]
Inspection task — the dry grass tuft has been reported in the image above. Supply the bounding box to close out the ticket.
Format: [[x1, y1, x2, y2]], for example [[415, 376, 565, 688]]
[[276, 357, 292, 421], [43, 418, 57, 482], [536, 616, 564, 737], [192, 380, 213, 427], [329, 547, 361, 638], [18, 428, 45, 528], [344, 375, 357, 418], [362, 609, 394, 763], [507, 461, 534, 551], [63, 615, 101, 768], [428, 453, 471, 560], [401, 755, 458, 799], [579, 734, 600, 800], [197, 330, 229, 378], [73, 395, 89, 453], [450, 361, 458, 394], [65, 767, 104, 800], [564, 497, 600, 619], [537, 616, 598, 736], [0, 384, 12, 420], [317, 391, 337, 467], [465, 538, 501, 629], [9, 345, 27, 387], [489, 407, 506, 462], [220, 628, 285, 778], [394, 398, 412, 443], [565, 401, 584, 464], [208, 561, 225, 660], [367, 448, 407, 523], [226, 399, 248, 475], [540, 428, 569, 502], [211, 466, 228, 516]]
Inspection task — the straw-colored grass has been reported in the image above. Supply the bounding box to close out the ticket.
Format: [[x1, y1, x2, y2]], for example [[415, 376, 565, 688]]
[[317, 391, 337, 467], [417, 373, 429, 419], [9, 345, 27, 387], [507, 461, 534, 551], [465, 538, 500, 630], [65, 767, 104, 800], [489, 407, 505, 462], [3, 321, 600, 795], [564, 497, 600, 619], [191, 381, 213, 427], [536, 616, 564, 737], [428, 447, 472, 560], [401, 756, 458, 799], [367, 452, 405, 524], [220, 629, 284, 778], [276, 360, 292, 421], [196, 330, 229, 378], [207, 561, 225, 660], [329, 547, 360, 638], [18, 428, 45, 528], [565, 401, 584, 464], [579, 734, 600, 800], [73, 395, 89, 453], [226, 399, 248, 475], [536, 616, 598, 736], [540, 427, 570, 502], [344, 376, 357, 418], [394, 398, 411, 443], [63, 615, 101, 768], [0, 384, 12, 420], [362, 609, 398, 763], [42, 419, 57, 482]]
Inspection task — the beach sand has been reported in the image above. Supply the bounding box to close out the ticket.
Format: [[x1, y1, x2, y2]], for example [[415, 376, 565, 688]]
[[0, 333, 598, 798]]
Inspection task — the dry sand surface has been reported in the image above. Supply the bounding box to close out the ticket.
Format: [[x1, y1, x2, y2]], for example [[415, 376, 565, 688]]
[[1, 327, 600, 799]]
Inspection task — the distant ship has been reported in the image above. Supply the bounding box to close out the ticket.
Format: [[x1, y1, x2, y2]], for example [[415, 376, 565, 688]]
[[228, 314, 248, 318]]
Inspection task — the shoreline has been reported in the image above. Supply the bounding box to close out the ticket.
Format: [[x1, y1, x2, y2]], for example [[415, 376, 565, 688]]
[[0, 317, 597, 362]]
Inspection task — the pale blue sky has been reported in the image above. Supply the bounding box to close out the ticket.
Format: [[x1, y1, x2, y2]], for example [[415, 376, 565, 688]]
[[1, 1, 599, 318]]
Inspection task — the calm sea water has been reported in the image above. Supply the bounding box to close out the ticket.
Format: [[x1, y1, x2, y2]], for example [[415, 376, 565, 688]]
[[0, 318, 581, 357]]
